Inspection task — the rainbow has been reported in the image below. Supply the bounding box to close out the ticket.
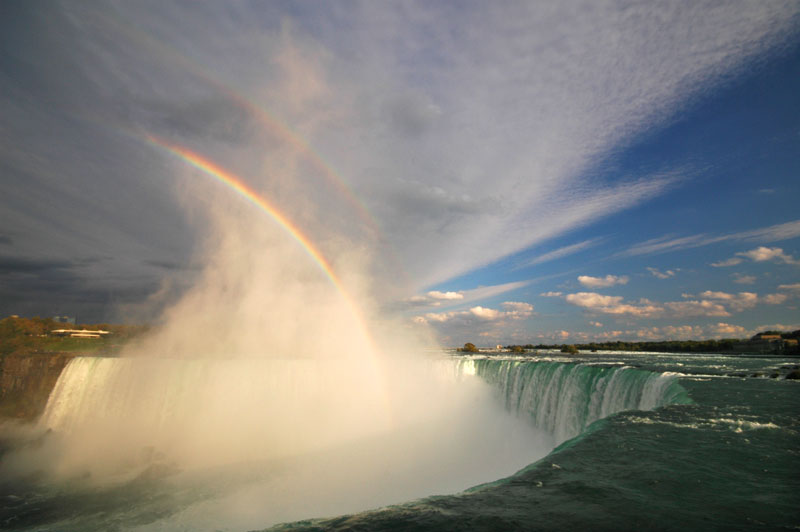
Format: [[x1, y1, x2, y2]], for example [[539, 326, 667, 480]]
[[145, 135, 396, 422], [145, 134, 343, 288], [85, 10, 409, 290], [91, 9, 380, 237]]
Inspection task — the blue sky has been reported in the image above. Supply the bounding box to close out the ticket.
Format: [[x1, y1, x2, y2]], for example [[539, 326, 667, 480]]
[[0, 1, 798, 345]]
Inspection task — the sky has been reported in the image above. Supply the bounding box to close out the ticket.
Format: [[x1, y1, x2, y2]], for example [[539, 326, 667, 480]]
[[1, 1, 799, 345]]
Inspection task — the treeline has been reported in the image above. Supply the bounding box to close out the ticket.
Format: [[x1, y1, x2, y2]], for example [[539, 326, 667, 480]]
[[505, 339, 740, 353], [0, 316, 149, 356], [757, 330, 800, 340], [569, 339, 741, 353], [504, 330, 800, 354]]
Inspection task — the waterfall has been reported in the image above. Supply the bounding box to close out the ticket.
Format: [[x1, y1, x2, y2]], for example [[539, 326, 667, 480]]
[[36, 355, 689, 483], [37, 356, 395, 475], [455, 358, 690, 443]]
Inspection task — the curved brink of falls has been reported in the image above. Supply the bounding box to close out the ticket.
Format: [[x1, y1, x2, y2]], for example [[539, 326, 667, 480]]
[[456, 358, 691, 445], [31, 356, 691, 530]]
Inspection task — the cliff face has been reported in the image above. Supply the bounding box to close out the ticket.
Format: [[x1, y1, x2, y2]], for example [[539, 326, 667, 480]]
[[0, 353, 75, 421]]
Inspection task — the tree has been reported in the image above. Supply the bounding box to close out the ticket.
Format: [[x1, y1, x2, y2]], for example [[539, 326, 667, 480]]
[[460, 342, 479, 353]]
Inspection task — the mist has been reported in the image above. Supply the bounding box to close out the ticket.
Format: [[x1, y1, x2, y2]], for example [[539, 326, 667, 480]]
[[1, 91, 554, 530], [4, 198, 553, 529]]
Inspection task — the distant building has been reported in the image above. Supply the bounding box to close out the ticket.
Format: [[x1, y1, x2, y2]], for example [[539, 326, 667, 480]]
[[732, 334, 798, 355], [53, 316, 76, 325], [51, 329, 110, 339]]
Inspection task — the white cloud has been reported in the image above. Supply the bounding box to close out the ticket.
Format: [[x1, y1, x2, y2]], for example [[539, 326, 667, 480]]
[[563, 289, 774, 319], [546, 322, 751, 342], [635, 325, 701, 340], [714, 246, 800, 267], [552, 322, 752, 342], [698, 291, 758, 312], [470, 306, 501, 320], [763, 293, 788, 305], [577, 274, 629, 289], [589, 321, 603, 327], [427, 290, 463, 300], [4, 1, 799, 322], [502, 301, 535, 315], [597, 330, 624, 339], [739, 246, 800, 264], [663, 300, 730, 317], [415, 300, 533, 325], [540, 291, 563, 297], [675, 289, 792, 312], [709, 323, 748, 336], [419, 312, 453, 323], [565, 292, 661, 317], [732, 273, 756, 284], [633, 323, 748, 339], [566, 292, 623, 308], [647, 267, 676, 279]]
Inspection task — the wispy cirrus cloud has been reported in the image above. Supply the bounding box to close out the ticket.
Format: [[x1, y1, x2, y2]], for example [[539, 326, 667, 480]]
[[778, 283, 800, 294], [403, 280, 529, 309], [621, 234, 713, 257], [518, 238, 604, 269], [622, 220, 800, 258], [2, 1, 799, 322], [334, 3, 800, 287]]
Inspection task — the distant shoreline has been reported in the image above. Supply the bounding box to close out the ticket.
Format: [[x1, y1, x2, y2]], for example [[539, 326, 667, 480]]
[[459, 330, 800, 357]]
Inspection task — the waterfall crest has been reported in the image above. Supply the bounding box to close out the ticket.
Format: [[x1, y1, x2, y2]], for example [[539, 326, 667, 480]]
[[456, 358, 690, 443], [38, 356, 395, 475]]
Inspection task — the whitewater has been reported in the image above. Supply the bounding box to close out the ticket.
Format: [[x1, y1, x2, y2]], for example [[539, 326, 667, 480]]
[[1, 351, 798, 531]]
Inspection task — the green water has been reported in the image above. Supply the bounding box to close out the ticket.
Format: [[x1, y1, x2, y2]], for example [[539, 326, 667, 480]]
[[266, 352, 800, 531], [1, 352, 798, 531]]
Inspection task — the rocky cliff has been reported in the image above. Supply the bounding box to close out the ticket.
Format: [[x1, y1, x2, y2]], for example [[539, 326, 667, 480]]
[[0, 353, 75, 421]]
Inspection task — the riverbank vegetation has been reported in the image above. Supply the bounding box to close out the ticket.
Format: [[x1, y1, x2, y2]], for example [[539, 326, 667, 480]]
[[0, 316, 148, 357], [502, 330, 800, 355]]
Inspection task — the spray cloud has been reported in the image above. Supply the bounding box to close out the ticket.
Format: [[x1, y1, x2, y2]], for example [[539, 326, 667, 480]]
[[1, 36, 552, 530]]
